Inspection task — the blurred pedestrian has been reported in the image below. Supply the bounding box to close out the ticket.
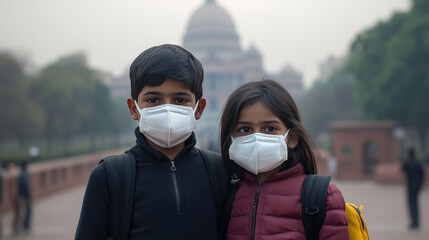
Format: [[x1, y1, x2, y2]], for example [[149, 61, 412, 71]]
[[8, 162, 19, 236], [13, 161, 31, 235], [401, 148, 424, 229], [327, 156, 338, 177]]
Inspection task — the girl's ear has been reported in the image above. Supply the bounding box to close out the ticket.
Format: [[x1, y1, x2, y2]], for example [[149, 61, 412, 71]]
[[287, 133, 299, 149]]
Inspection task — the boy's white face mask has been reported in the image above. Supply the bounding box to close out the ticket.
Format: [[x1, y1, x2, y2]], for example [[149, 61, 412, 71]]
[[229, 130, 289, 175], [135, 100, 199, 148]]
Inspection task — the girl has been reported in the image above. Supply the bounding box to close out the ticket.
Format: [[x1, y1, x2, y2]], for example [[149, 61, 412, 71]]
[[220, 79, 349, 240]]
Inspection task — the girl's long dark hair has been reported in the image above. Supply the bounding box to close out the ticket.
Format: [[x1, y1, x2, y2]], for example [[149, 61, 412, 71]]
[[220, 79, 319, 178]]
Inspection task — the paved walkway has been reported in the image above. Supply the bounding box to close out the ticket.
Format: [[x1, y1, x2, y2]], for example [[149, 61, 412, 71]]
[[333, 180, 428, 240], [1, 184, 84, 240], [0, 179, 428, 240]]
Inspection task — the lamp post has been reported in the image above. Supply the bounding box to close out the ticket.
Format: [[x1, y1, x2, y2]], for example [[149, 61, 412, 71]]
[[393, 127, 406, 161], [28, 146, 40, 162]]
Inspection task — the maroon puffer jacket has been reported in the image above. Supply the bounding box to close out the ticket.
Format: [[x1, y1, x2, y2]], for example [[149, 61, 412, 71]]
[[226, 163, 349, 240]]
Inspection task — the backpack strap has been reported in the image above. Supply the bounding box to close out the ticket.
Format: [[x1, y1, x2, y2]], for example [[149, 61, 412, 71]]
[[218, 179, 240, 240], [100, 150, 136, 240], [199, 149, 230, 231], [302, 174, 331, 240]]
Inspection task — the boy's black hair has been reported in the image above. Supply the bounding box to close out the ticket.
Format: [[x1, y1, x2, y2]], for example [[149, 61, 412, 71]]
[[129, 44, 204, 101]]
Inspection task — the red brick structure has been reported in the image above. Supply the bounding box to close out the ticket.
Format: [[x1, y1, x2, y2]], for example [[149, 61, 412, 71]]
[[330, 121, 399, 180]]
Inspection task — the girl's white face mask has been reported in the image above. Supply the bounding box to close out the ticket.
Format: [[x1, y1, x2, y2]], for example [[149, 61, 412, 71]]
[[135, 101, 199, 148], [229, 130, 289, 175]]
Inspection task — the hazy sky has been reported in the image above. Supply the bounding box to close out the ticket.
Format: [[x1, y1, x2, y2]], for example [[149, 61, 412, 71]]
[[0, 0, 411, 88]]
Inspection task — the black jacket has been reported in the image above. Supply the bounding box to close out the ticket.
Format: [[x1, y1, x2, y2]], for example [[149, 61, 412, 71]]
[[402, 157, 424, 192], [75, 128, 220, 240]]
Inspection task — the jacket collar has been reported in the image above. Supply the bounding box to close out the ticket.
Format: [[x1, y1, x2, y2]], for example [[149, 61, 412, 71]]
[[242, 163, 305, 184]]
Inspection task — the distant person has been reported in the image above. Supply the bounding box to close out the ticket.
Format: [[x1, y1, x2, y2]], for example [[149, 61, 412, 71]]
[[327, 155, 338, 177], [19, 161, 31, 233], [6, 162, 18, 235], [14, 161, 31, 234], [75, 44, 229, 239], [402, 148, 424, 229]]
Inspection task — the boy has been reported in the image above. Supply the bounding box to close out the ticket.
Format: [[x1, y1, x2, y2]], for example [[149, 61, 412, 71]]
[[75, 44, 228, 240]]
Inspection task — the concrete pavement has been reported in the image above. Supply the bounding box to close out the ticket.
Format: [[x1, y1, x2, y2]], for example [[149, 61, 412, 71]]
[[333, 179, 429, 240], [0, 179, 428, 240], [1, 184, 84, 240]]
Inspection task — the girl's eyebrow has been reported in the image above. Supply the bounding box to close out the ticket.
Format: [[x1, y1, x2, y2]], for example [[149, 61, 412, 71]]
[[237, 120, 281, 124]]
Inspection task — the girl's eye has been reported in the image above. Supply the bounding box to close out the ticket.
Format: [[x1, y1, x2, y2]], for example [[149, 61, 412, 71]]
[[238, 127, 251, 133], [146, 97, 159, 103], [265, 126, 278, 132], [176, 98, 188, 104]]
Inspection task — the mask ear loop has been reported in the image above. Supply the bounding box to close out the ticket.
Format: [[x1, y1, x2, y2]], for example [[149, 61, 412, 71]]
[[281, 129, 291, 150], [193, 100, 200, 114], [134, 100, 143, 123], [283, 129, 290, 140], [134, 100, 142, 111]]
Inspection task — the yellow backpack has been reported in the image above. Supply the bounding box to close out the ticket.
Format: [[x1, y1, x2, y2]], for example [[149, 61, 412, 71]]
[[302, 175, 369, 240], [345, 203, 369, 240]]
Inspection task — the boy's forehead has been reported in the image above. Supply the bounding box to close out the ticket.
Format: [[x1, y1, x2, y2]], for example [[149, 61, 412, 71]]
[[140, 79, 195, 97]]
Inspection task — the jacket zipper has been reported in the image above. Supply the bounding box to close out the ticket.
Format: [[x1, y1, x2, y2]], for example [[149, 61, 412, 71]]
[[250, 184, 261, 240], [170, 160, 181, 213]]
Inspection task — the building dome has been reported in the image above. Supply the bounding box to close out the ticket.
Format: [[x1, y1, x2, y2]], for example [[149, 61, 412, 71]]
[[183, 0, 241, 59], [246, 44, 262, 59]]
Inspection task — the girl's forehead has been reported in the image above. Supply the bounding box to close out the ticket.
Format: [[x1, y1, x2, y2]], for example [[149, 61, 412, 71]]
[[238, 102, 280, 122]]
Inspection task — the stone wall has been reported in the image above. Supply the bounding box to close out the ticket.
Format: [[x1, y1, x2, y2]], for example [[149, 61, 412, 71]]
[[0, 148, 126, 214]]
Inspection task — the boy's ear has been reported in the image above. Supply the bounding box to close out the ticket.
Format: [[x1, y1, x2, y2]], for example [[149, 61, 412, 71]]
[[127, 97, 139, 121], [287, 133, 299, 149], [195, 97, 206, 120]]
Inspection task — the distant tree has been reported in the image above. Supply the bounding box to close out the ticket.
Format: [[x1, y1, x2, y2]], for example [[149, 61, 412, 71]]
[[31, 53, 112, 152], [347, 0, 429, 147], [80, 79, 119, 150], [0, 52, 44, 145], [300, 67, 360, 145]]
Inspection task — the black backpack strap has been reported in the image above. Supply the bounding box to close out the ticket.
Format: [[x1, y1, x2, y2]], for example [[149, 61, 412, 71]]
[[218, 179, 240, 240], [302, 174, 331, 240], [199, 149, 230, 231], [100, 150, 136, 240]]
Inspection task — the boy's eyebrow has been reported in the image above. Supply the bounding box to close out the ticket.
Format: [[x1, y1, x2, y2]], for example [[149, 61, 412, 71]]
[[142, 91, 193, 97], [142, 91, 161, 96]]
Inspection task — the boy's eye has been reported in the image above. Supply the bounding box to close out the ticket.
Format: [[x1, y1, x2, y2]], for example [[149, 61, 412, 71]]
[[146, 97, 159, 103], [175, 98, 189, 104]]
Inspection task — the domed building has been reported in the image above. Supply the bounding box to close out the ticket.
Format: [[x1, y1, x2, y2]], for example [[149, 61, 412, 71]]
[[183, 0, 264, 112], [183, 0, 242, 62]]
